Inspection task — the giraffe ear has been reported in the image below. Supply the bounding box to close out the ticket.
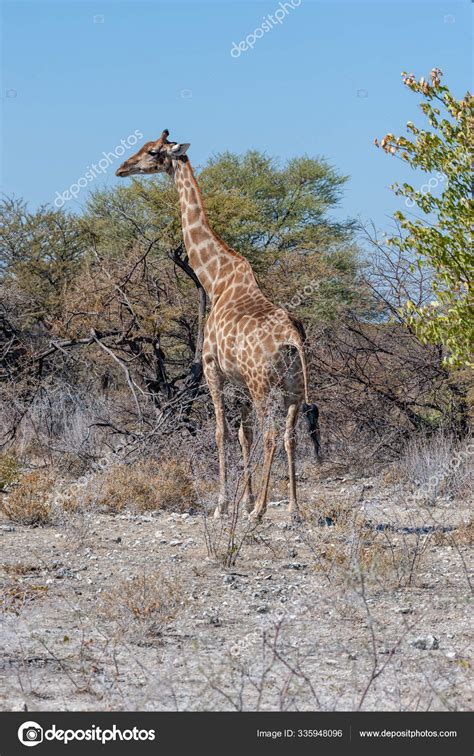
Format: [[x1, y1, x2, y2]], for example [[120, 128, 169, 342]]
[[170, 143, 190, 158]]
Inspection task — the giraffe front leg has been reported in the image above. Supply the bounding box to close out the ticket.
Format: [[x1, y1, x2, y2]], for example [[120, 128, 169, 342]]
[[238, 400, 255, 513], [250, 415, 277, 521], [214, 414, 228, 518], [204, 360, 228, 518]]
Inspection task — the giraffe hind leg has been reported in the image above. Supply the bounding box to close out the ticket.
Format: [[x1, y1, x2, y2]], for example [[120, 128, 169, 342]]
[[284, 399, 301, 521], [281, 346, 305, 521]]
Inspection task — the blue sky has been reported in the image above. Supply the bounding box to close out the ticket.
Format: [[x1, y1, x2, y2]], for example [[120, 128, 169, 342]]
[[1, 0, 471, 231]]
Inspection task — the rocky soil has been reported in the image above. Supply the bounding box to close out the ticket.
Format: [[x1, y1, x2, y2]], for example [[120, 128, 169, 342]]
[[0, 468, 472, 711]]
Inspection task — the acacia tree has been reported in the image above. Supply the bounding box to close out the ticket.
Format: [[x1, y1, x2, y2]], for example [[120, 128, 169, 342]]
[[1, 152, 361, 454], [375, 69, 473, 367], [0, 198, 86, 323]]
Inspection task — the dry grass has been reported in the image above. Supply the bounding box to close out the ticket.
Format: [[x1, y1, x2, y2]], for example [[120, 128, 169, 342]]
[[433, 518, 474, 547], [382, 465, 399, 485], [75, 459, 198, 515], [98, 571, 184, 641], [395, 433, 473, 503], [2, 562, 41, 577], [1, 470, 55, 525], [451, 518, 474, 546], [314, 534, 395, 578], [301, 493, 358, 528], [0, 452, 22, 491], [1, 579, 49, 615], [307, 517, 433, 590]]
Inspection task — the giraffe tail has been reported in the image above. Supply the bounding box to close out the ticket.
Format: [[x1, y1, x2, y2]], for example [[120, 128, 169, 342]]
[[302, 402, 321, 461], [287, 318, 322, 461]]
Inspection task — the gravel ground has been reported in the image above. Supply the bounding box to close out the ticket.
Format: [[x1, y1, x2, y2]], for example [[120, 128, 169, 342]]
[[0, 470, 471, 711]]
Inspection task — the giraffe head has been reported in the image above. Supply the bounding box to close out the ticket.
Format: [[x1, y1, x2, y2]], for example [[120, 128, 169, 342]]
[[115, 129, 190, 177]]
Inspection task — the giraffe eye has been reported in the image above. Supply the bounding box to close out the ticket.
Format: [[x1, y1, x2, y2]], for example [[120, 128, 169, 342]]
[[148, 149, 159, 156]]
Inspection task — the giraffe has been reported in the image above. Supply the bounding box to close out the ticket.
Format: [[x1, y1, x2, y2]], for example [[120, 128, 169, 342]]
[[116, 130, 321, 520]]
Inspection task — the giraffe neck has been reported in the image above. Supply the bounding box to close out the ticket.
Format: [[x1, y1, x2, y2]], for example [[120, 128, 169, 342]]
[[172, 158, 253, 302]]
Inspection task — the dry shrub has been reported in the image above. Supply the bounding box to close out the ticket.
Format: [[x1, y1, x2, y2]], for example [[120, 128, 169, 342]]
[[1, 579, 49, 615], [1, 470, 55, 525], [98, 571, 183, 640], [314, 540, 349, 571], [382, 465, 399, 485], [0, 453, 21, 491], [357, 540, 396, 576], [153, 459, 198, 512], [311, 525, 421, 588], [59, 487, 84, 514], [326, 538, 396, 582], [192, 476, 219, 504], [451, 519, 474, 546], [80, 459, 198, 514], [2, 562, 40, 577], [397, 433, 473, 503], [300, 493, 358, 528], [433, 518, 474, 547]]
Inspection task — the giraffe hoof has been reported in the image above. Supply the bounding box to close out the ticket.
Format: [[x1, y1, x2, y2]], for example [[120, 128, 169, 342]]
[[249, 508, 262, 521], [213, 507, 224, 519], [290, 510, 302, 525]]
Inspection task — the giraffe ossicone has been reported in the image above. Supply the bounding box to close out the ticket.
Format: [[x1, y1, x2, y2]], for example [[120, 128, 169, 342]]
[[116, 130, 321, 520]]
